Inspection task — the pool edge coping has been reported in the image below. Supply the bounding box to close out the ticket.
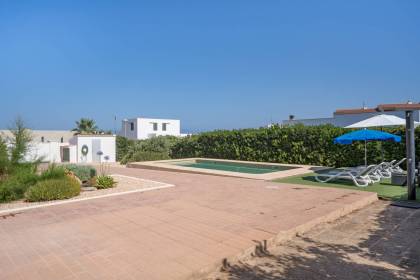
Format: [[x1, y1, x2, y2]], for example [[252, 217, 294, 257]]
[[127, 158, 326, 180]]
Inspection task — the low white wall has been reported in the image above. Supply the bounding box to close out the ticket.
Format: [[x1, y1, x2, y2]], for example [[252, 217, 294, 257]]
[[25, 142, 62, 163]]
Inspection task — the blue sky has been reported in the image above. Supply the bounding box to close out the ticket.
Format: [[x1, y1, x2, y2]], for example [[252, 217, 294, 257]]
[[0, 1, 419, 132]]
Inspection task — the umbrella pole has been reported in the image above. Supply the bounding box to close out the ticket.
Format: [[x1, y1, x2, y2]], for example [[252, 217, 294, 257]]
[[365, 139, 367, 167], [380, 126, 384, 162]]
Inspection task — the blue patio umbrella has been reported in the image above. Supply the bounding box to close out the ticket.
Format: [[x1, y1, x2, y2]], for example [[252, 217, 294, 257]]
[[334, 129, 401, 166]]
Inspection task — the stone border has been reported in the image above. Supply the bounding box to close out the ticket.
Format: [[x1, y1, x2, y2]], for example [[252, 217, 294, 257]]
[[0, 175, 174, 216], [127, 158, 326, 180]]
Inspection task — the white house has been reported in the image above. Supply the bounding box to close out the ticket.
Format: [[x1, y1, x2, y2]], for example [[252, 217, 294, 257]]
[[0, 130, 116, 163], [282, 103, 420, 127], [68, 134, 116, 163], [120, 117, 181, 140]]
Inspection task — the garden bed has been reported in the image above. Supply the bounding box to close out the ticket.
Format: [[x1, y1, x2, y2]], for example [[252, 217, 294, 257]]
[[0, 174, 174, 214]]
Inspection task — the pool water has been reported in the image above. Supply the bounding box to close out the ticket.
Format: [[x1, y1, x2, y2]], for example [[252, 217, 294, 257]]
[[173, 160, 298, 174]]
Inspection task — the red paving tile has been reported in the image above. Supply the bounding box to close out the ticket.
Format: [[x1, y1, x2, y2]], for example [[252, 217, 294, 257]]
[[0, 166, 377, 280]]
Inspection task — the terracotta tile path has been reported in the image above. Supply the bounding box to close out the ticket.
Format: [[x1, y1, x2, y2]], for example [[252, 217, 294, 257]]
[[0, 166, 377, 280]]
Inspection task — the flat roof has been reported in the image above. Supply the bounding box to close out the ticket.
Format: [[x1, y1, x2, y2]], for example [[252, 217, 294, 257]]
[[75, 134, 115, 137], [377, 103, 420, 111], [335, 108, 376, 115], [335, 103, 420, 115]]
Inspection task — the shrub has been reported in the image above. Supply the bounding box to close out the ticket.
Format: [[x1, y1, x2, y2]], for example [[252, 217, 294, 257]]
[[170, 136, 201, 159], [94, 175, 116, 189], [0, 137, 9, 176], [118, 136, 180, 164], [63, 164, 96, 182], [25, 177, 81, 202], [9, 117, 33, 165], [39, 164, 66, 181], [116, 136, 134, 161], [0, 185, 16, 202], [0, 166, 40, 202], [121, 151, 169, 164]]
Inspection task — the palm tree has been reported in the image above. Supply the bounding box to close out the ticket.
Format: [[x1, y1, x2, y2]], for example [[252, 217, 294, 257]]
[[72, 118, 98, 135]]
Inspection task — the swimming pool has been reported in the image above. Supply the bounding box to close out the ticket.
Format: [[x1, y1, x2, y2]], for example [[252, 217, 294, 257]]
[[127, 158, 314, 180], [172, 159, 299, 174]]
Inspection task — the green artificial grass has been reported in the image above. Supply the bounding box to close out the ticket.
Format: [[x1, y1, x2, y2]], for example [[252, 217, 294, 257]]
[[274, 173, 420, 202]]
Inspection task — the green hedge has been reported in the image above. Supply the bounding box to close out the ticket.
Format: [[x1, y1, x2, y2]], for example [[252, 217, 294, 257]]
[[170, 125, 420, 167], [118, 136, 178, 164], [121, 151, 169, 164], [25, 177, 81, 202]]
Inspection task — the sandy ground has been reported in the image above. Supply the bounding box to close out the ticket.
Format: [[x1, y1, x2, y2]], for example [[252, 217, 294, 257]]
[[205, 200, 420, 280]]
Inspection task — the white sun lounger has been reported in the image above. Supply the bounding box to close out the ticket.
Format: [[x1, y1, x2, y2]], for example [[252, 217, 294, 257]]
[[352, 162, 391, 182], [315, 165, 378, 187], [390, 158, 406, 173]]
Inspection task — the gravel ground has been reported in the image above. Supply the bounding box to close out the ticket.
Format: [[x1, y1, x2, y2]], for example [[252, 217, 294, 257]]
[[0, 174, 172, 213], [205, 200, 420, 280]]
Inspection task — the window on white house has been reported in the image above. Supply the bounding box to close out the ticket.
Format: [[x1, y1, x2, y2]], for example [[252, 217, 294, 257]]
[[61, 137, 64, 143], [130, 122, 134, 131], [41, 136, 44, 143], [153, 123, 158, 131], [162, 123, 168, 131]]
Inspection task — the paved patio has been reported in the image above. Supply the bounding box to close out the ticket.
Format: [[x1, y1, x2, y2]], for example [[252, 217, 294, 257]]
[[0, 166, 377, 280], [206, 200, 420, 280]]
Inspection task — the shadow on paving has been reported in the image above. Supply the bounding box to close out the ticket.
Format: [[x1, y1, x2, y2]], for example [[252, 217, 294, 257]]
[[208, 202, 420, 280]]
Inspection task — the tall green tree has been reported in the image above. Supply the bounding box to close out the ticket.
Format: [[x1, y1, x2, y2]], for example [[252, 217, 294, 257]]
[[72, 118, 98, 135]]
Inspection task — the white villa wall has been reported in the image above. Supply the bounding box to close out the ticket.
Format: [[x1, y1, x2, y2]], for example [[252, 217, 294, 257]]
[[75, 135, 116, 163], [120, 118, 181, 140], [120, 118, 138, 140], [25, 142, 62, 162], [68, 145, 77, 163], [1, 129, 116, 164], [137, 118, 180, 139]]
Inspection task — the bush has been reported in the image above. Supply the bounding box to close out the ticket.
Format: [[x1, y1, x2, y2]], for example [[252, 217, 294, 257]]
[[0, 165, 39, 202], [39, 164, 66, 181], [0, 137, 9, 176], [0, 185, 16, 202], [116, 136, 134, 161], [119, 136, 179, 164], [94, 175, 116, 189], [63, 164, 96, 182], [25, 177, 81, 202], [169, 125, 419, 168], [170, 136, 201, 159], [121, 151, 169, 164]]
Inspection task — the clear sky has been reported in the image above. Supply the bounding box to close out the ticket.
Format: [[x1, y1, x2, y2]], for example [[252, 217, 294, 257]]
[[1, 1, 419, 133]]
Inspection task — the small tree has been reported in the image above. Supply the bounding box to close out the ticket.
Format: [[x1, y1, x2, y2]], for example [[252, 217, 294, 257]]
[[0, 137, 9, 176], [9, 117, 33, 165], [72, 118, 98, 135]]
